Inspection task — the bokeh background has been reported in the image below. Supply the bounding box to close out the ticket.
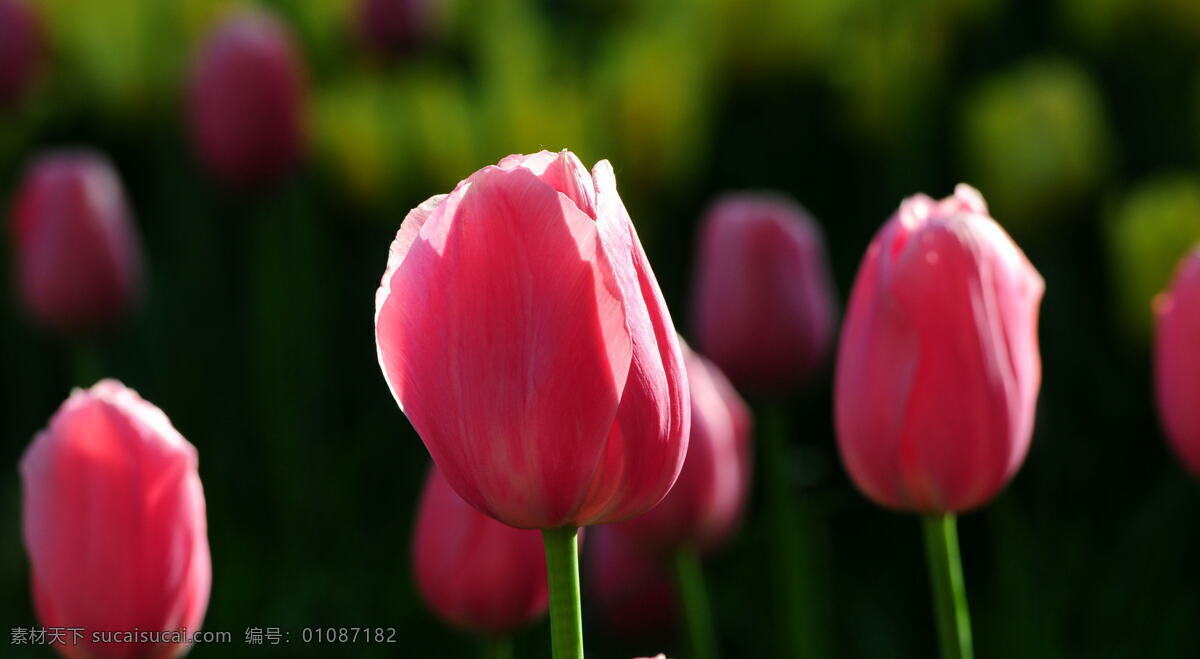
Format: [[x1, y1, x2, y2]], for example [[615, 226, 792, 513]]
[[3, 0, 1200, 656]]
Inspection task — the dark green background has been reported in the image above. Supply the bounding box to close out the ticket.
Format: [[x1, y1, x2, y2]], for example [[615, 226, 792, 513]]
[[2, 0, 1199, 657]]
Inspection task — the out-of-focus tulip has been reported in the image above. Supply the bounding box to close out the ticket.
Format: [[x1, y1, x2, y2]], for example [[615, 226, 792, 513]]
[[0, 0, 40, 105], [691, 192, 837, 393], [375, 150, 690, 529], [585, 526, 676, 638], [835, 185, 1044, 513], [413, 466, 548, 633], [187, 9, 306, 186], [20, 380, 211, 659], [9, 151, 142, 334], [616, 344, 752, 553], [356, 0, 441, 55], [1155, 248, 1200, 478]]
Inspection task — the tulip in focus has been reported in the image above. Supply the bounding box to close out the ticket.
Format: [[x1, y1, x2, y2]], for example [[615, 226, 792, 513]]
[[356, 0, 442, 55], [616, 344, 752, 553], [1155, 248, 1200, 478], [0, 0, 40, 105], [691, 192, 837, 393], [188, 9, 306, 186], [20, 380, 211, 659], [9, 150, 142, 334], [585, 526, 676, 639], [375, 150, 690, 530], [413, 466, 549, 633], [835, 184, 1044, 513], [377, 149, 687, 658]]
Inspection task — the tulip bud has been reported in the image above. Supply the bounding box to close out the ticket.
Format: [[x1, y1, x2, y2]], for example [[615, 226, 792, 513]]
[[375, 150, 690, 529], [0, 0, 40, 105], [616, 344, 752, 553], [20, 380, 211, 658], [187, 9, 306, 186], [356, 0, 442, 55], [9, 150, 142, 334], [413, 466, 548, 633], [690, 192, 837, 393], [834, 185, 1044, 513], [1155, 248, 1200, 477], [585, 526, 676, 638]]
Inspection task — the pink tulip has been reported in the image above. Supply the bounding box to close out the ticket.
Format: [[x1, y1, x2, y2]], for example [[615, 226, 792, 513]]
[[1155, 248, 1200, 477], [616, 344, 752, 553], [585, 526, 676, 638], [20, 380, 211, 659], [413, 466, 548, 633], [356, 0, 441, 55], [835, 185, 1044, 513], [10, 150, 142, 334], [187, 9, 305, 186], [0, 0, 40, 105], [375, 150, 690, 529], [691, 192, 837, 392]]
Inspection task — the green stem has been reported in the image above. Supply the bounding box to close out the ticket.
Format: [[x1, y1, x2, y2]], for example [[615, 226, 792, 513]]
[[674, 547, 718, 659], [761, 403, 828, 657], [541, 527, 583, 659], [922, 514, 974, 659], [480, 635, 513, 659]]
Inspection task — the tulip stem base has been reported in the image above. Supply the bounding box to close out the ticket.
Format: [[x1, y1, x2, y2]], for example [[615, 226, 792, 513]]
[[542, 527, 583, 659], [675, 546, 718, 659], [922, 514, 974, 659]]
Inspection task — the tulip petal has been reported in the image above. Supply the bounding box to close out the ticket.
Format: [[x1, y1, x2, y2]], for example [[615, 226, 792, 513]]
[[499, 151, 598, 219], [374, 192, 449, 412], [835, 230, 921, 508], [572, 160, 690, 525], [376, 165, 633, 528]]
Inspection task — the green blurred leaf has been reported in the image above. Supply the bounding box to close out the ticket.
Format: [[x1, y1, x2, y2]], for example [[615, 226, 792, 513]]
[[961, 58, 1112, 233], [1106, 174, 1200, 340]]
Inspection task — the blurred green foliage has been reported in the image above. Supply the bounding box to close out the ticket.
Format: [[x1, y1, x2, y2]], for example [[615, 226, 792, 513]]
[[3, 0, 1200, 658], [1106, 175, 1200, 339], [961, 58, 1112, 232]]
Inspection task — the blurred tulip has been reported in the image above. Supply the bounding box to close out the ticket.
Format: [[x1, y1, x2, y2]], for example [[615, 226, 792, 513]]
[[0, 0, 40, 105], [9, 150, 142, 334], [691, 192, 837, 393], [187, 8, 306, 186], [20, 380, 211, 659], [1155, 248, 1200, 477], [375, 150, 690, 529], [413, 466, 548, 634], [616, 344, 752, 553], [585, 526, 676, 638], [356, 0, 442, 55], [835, 185, 1044, 513]]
